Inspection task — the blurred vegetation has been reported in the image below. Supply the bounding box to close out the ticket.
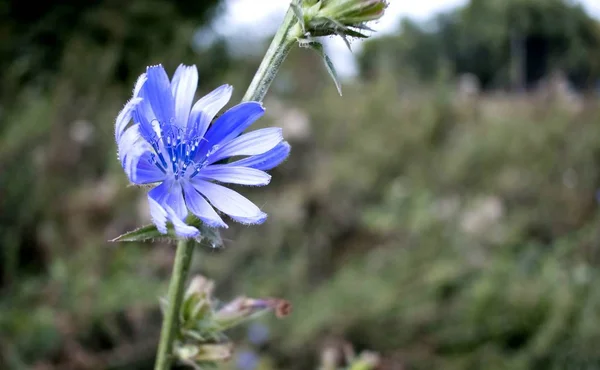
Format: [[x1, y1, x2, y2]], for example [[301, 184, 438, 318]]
[[2, 0, 600, 369], [358, 0, 600, 89]]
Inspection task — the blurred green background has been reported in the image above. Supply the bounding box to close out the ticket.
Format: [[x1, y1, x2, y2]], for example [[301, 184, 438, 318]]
[[2, 0, 600, 369]]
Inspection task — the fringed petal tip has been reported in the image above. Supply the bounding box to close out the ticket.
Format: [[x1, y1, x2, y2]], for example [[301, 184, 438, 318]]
[[230, 211, 268, 225], [202, 219, 229, 229], [146, 64, 164, 71]]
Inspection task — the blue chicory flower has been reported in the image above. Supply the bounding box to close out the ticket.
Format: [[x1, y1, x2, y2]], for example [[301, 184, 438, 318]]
[[115, 64, 290, 237]]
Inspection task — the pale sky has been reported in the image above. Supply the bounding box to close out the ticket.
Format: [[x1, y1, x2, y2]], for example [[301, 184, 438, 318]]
[[201, 0, 600, 77]]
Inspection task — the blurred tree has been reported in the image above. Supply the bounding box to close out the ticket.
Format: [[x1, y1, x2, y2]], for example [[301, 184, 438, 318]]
[[358, 0, 600, 90], [0, 0, 224, 104]]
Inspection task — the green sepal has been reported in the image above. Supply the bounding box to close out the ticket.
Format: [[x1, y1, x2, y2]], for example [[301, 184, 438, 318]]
[[110, 215, 223, 248], [307, 41, 343, 96], [343, 26, 370, 38]]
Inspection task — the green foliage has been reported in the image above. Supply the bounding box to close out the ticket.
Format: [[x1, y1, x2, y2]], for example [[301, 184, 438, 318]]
[[0, 0, 221, 101], [200, 73, 600, 369]]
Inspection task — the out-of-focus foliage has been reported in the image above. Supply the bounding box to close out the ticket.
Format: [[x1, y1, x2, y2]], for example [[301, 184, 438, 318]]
[[0, 0, 223, 101], [2, 0, 600, 369], [358, 0, 600, 89], [207, 69, 600, 369]]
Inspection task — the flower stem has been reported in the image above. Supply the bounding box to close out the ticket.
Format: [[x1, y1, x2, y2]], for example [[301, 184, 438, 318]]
[[153, 7, 299, 369], [242, 8, 300, 102], [154, 239, 195, 370]]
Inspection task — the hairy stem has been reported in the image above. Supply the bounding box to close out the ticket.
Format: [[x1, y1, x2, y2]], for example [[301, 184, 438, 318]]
[[242, 8, 300, 102], [154, 239, 195, 370]]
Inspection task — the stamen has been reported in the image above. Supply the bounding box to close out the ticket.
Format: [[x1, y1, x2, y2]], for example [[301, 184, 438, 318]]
[[157, 152, 168, 168], [189, 160, 208, 179], [206, 144, 220, 157], [150, 153, 167, 174]]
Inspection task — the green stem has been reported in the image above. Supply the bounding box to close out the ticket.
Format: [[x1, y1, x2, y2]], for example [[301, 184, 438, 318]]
[[154, 239, 195, 370], [242, 8, 300, 102], [153, 8, 300, 369]]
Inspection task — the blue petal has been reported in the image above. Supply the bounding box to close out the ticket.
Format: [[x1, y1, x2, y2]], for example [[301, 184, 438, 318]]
[[115, 97, 142, 142], [132, 109, 159, 144], [191, 179, 267, 225], [118, 125, 152, 180], [148, 196, 168, 234], [115, 72, 147, 141], [131, 152, 166, 184], [198, 166, 271, 186], [171, 64, 198, 129], [149, 182, 199, 238], [182, 182, 228, 228], [144, 65, 175, 127], [133, 87, 161, 144], [187, 84, 232, 140], [207, 128, 282, 164], [166, 206, 200, 238], [196, 102, 265, 158], [228, 141, 291, 171], [132, 72, 147, 97], [148, 180, 187, 221]]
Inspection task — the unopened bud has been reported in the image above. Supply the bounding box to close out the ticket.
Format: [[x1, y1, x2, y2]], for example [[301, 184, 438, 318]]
[[293, 0, 388, 40], [181, 275, 215, 326], [214, 297, 292, 330], [176, 343, 233, 363], [320, 0, 387, 24], [291, 0, 388, 95], [185, 275, 214, 300]]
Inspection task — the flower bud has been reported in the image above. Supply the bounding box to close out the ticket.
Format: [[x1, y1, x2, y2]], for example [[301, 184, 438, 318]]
[[294, 0, 388, 40], [290, 0, 388, 95], [320, 0, 387, 24], [214, 297, 292, 330], [181, 275, 215, 326], [176, 343, 233, 363]]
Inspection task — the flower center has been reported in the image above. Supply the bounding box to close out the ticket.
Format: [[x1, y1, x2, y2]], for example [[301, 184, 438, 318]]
[[147, 125, 219, 181]]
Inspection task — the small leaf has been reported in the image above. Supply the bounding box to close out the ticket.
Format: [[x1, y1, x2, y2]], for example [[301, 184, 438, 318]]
[[111, 215, 223, 249], [353, 23, 376, 32], [309, 42, 343, 96], [111, 223, 167, 243], [336, 31, 353, 51], [344, 27, 370, 38]]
